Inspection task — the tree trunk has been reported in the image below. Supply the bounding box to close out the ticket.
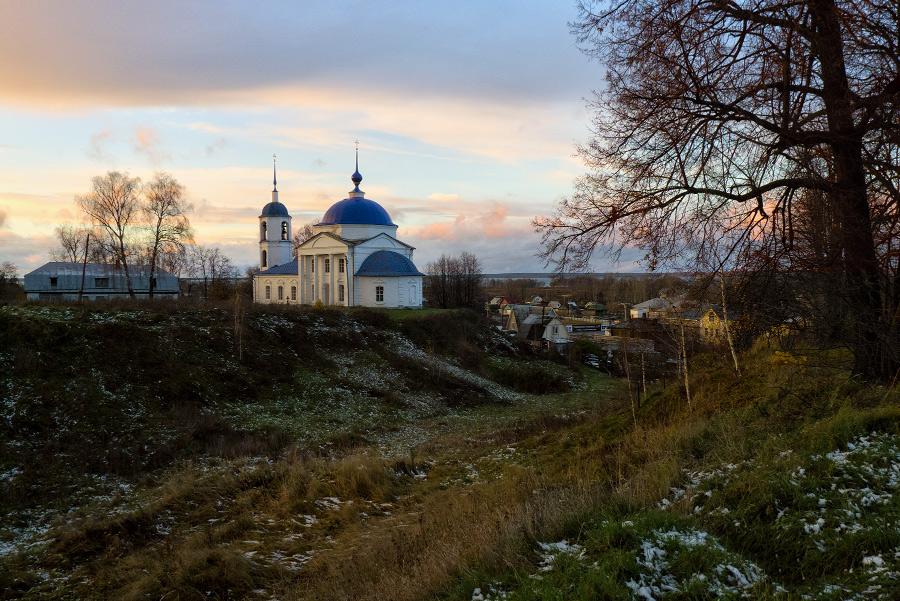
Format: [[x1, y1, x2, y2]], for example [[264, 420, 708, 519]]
[[681, 321, 692, 412], [720, 275, 741, 377], [809, 0, 890, 380], [640, 352, 647, 408], [117, 237, 136, 299], [623, 339, 636, 424]]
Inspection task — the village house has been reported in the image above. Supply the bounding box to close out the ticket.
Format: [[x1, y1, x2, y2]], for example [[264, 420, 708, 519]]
[[629, 295, 694, 320], [503, 304, 560, 335], [515, 312, 570, 346], [699, 305, 740, 342], [485, 296, 509, 318], [24, 262, 179, 300]]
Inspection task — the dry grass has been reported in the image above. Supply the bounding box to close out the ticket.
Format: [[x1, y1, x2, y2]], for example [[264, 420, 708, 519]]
[[15, 301, 887, 600]]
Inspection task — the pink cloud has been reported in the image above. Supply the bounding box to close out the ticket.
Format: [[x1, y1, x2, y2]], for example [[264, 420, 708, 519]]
[[427, 193, 460, 203], [403, 202, 526, 243], [132, 126, 170, 165], [87, 129, 114, 161], [414, 222, 457, 241], [482, 203, 508, 238]]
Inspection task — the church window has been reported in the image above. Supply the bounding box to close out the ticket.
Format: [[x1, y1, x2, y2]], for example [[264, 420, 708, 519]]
[[291, 286, 297, 301], [95, 277, 109, 288], [375, 285, 384, 303], [310, 258, 314, 273], [325, 258, 330, 273], [261, 222, 267, 241], [261, 250, 268, 268], [339, 258, 345, 273], [338, 284, 345, 302], [281, 221, 288, 240], [278, 286, 283, 300], [265, 285, 271, 300], [50, 277, 58, 287]]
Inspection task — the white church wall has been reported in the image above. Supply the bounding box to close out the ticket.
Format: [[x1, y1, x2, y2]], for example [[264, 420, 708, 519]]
[[336, 223, 398, 240], [355, 276, 395, 307], [254, 275, 299, 304], [353, 276, 422, 308]]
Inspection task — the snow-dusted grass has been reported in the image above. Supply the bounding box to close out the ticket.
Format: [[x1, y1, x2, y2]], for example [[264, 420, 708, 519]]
[[454, 348, 900, 601], [657, 423, 900, 600], [460, 505, 784, 601]]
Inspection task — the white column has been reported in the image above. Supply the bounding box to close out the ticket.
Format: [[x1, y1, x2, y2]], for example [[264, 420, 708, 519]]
[[315, 255, 321, 303], [347, 250, 354, 307], [329, 253, 335, 306], [299, 254, 307, 304]]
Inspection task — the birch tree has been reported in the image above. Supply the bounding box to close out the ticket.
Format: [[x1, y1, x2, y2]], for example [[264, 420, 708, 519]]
[[76, 171, 142, 298], [142, 172, 194, 298]]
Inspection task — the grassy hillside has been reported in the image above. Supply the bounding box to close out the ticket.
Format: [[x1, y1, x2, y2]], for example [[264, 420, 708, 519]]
[[2, 303, 899, 600], [0, 302, 587, 599]]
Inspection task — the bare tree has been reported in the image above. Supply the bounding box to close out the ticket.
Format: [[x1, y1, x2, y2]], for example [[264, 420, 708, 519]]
[[457, 251, 484, 309], [424, 252, 484, 310], [536, 0, 900, 380], [189, 245, 237, 300], [291, 222, 317, 258], [142, 172, 194, 298], [0, 261, 21, 302], [50, 224, 107, 263], [425, 255, 454, 309], [76, 171, 142, 298]]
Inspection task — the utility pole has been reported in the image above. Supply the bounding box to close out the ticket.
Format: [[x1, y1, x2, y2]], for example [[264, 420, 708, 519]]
[[78, 232, 90, 302]]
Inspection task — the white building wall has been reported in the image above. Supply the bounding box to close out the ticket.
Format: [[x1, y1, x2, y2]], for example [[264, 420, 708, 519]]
[[353, 276, 423, 308], [254, 275, 300, 304]]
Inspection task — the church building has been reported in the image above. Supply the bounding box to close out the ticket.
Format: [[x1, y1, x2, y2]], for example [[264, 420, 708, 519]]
[[253, 154, 424, 308]]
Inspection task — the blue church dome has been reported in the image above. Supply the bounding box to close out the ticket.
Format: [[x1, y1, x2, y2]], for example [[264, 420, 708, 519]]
[[260, 201, 290, 217], [320, 197, 394, 226], [356, 251, 423, 277], [319, 158, 394, 226]]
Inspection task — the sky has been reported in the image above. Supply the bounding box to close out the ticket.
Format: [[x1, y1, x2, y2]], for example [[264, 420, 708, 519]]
[[0, 1, 644, 275]]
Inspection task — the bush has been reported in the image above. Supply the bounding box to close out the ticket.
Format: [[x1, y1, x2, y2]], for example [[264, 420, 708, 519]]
[[485, 357, 575, 394]]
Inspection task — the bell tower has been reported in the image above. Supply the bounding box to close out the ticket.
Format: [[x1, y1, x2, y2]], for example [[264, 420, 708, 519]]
[[258, 155, 292, 269]]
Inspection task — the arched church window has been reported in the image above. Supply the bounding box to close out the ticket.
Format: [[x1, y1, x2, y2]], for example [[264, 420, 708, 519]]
[[291, 286, 297, 301], [278, 286, 283, 300], [281, 221, 288, 240], [262, 250, 267, 268], [338, 284, 345, 303], [265, 285, 271, 300], [325, 258, 330, 273], [261, 222, 267, 241]]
